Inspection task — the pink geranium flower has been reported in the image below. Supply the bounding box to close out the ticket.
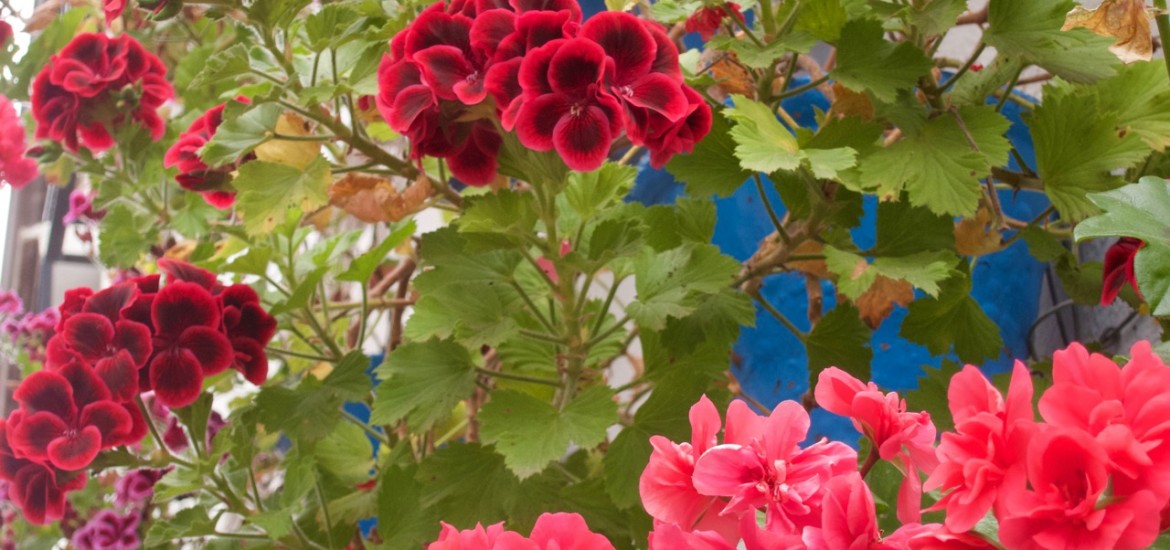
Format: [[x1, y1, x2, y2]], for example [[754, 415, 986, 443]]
[[426, 521, 532, 549], [691, 400, 857, 533], [998, 426, 1160, 550], [814, 368, 939, 523]]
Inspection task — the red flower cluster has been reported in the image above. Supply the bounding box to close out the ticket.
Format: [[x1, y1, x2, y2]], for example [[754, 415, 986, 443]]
[[164, 98, 251, 209], [0, 260, 274, 524], [684, 3, 744, 41], [31, 33, 173, 152], [0, 94, 38, 189], [376, 0, 709, 183], [1101, 237, 1144, 305]]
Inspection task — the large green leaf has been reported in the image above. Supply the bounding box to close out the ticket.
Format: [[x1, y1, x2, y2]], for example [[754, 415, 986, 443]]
[[984, 0, 1117, 83], [830, 19, 933, 102], [416, 443, 520, 527], [200, 103, 283, 167], [900, 273, 1003, 363], [666, 113, 753, 198], [233, 156, 332, 235], [371, 340, 478, 430], [807, 303, 872, 383], [1075, 177, 1170, 248], [479, 387, 618, 478], [1135, 242, 1170, 317]]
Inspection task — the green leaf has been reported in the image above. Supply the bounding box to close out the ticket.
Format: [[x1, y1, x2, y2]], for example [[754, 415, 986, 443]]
[[649, 0, 701, 23], [337, 221, 416, 283], [871, 200, 955, 256], [903, 360, 963, 433], [479, 387, 618, 478], [603, 429, 652, 509], [666, 113, 753, 197], [416, 443, 520, 527], [458, 189, 539, 249], [826, 247, 956, 298], [322, 351, 373, 401], [1091, 61, 1170, 151], [281, 447, 318, 507], [371, 339, 477, 430], [860, 106, 1011, 217], [806, 303, 872, 382], [316, 422, 374, 484], [903, 0, 966, 36], [251, 0, 312, 30], [1030, 90, 1150, 221], [306, 4, 359, 50], [1075, 177, 1170, 248], [233, 156, 332, 235], [830, 19, 933, 102], [251, 509, 295, 539], [190, 44, 253, 89], [1020, 225, 1069, 263], [724, 95, 802, 173], [201, 103, 283, 167], [900, 273, 1003, 363], [628, 243, 742, 330], [795, 0, 847, 41], [377, 466, 439, 547], [1135, 241, 1170, 317], [98, 204, 157, 268], [984, 0, 1117, 83], [144, 506, 217, 546], [173, 392, 213, 453], [564, 163, 635, 220]]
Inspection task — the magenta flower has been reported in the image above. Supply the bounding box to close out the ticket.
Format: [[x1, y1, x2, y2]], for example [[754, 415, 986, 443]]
[[0, 291, 21, 316], [71, 510, 141, 550], [114, 468, 166, 507]]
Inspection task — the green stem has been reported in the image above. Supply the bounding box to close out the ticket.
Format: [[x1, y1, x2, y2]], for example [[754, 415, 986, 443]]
[[757, 0, 776, 36], [590, 276, 623, 336], [586, 315, 629, 348], [520, 329, 568, 345], [775, 74, 828, 102], [265, 346, 337, 363], [315, 481, 337, 549], [754, 174, 790, 246], [995, 66, 1023, 113], [341, 409, 391, 446], [136, 397, 195, 469], [750, 291, 807, 341], [511, 280, 558, 334], [1155, 0, 1170, 84], [944, 42, 986, 91], [271, 132, 333, 142], [476, 368, 563, 387]]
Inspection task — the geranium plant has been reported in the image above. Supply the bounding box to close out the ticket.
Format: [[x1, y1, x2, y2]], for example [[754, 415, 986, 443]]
[[2, 0, 1170, 547]]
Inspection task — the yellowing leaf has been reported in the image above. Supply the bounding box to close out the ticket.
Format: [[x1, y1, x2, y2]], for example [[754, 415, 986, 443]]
[[855, 276, 914, 329], [954, 206, 1003, 256], [329, 173, 435, 223], [254, 113, 320, 169], [1063, 0, 1153, 63]]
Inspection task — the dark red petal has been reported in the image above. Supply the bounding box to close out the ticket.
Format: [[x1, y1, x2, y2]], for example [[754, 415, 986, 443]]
[[621, 73, 689, 121], [643, 20, 682, 79], [152, 281, 221, 337], [552, 105, 613, 171], [57, 360, 113, 409], [47, 426, 101, 471], [547, 38, 606, 96], [470, 9, 516, 57], [62, 313, 114, 360], [404, 10, 474, 58], [486, 59, 522, 125], [82, 282, 138, 322], [413, 45, 479, 102], [13, 371, 76, 419], [95, 350, 140, 402], [221, 284, 260, 308], [149, 349, 206, 408], [120, 402, 148, 447], [179, 326, 234, 376], [158, 258, 221, 293], [233, 303, 278, 344], [377, 64, 436, 132], [11, 463, 67, 525], [45, 336, 83, 369], [56, 288, 94, 331], [515, 93, 572, 150], [515, 10, 576, 52], [9, 412, 67, 460], [1101, 237, 1145, 305], [446, 123, 502, 186], [113, 320, 153, 368], [580, 12, 655, 85], [79, 401, 133, 447], [518, 39, 565, 99], [231, 337, 270, 385], [510, 0, 580, 21]]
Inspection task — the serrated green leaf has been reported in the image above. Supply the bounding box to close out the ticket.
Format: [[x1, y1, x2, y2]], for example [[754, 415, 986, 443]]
[[667, 113, 753, 198], [602, 428, 652, 509], [478, 387, 618, 478], [649, 0, 700, 23], [1135, 241, 1170, 316], [1091, 61, 1170, 151], [724, 95, 802, 173], [1030, 93, 1150, 221], [807, 303, 872, 382], [98, 204, 157, 268], [251, 509, 295, 539], [416, 443, 519, 527], [377, 465, 439, 547], [190, 44, 253, 89], [306, 4, 359, 50], [871, 200, 955, 257], [860, 106, 1011, 217], [234, 156, 332, 235], [144, 506, 217, 546], [316, 422, 374, 484], [371, 340, 477, 430], [628, 243, 742, 330], [564, 163, 635, 220], [830, 19, 933, 102], [1020, 225, 1069, 262], [173, 391, 213, 453], [826, 247, 956, 298], [337, 221, 416, 283], [984, 0, 1117, 83], [900, 273, 1003, 363], [201, 103, 283, 167], [1075, 177, 1170, 248], [322, 351, 372, 402]]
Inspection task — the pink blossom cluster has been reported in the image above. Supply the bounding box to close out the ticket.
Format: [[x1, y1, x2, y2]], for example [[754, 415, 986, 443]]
[[376, 0, 710, 185], [638, 341, 1170, 549], [426, 512, 614, 549]]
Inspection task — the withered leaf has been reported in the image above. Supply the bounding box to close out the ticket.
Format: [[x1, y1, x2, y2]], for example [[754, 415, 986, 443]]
[[954, 206, 1003, 257], [329, 173, 435, 223], [854, 276, 914, 329], [254, 113, 321, 169], [1063, 0, 1153, 63]]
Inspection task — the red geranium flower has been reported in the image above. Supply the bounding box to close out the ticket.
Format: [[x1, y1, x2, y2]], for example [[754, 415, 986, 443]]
[[685, 3, 743, 41], [8, 462, 76, 525], [580, 13, 687, 123], [0, 21, 13, 45], [637, 85, 713, 168], [9, 363, 133, 471], [1101, 237, 1144, 305], [146, 281, 233, 408], [164, 98, 251, 209], [0, 94, 38, 189], [31, 33, 174, 152]]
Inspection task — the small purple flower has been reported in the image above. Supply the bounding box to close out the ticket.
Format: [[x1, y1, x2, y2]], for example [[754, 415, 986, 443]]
[[163, 411, 227, 453], [0, 291, 21, 316], [71, 510, 140, 550], [114, 469, 166, 507], [63, 189, 103, 224]]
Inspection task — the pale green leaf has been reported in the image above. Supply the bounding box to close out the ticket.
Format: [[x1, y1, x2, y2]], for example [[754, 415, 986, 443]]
[[233, 156, 332, 235]]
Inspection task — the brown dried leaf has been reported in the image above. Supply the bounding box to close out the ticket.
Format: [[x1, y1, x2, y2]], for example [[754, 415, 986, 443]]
[[827, 82, 875, 120], [788, 240, 829, 278], [329, 173, 435, 223], [254, 113, 320, 169], [703, 50, 756, 98], [954, 206, 1003, 257], [1063, 0, 1153, 63], [855, 276, 914, 329], [164, 240, 197, 261]]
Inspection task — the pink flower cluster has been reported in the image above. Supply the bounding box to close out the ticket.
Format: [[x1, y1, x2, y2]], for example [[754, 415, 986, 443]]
[[0, 94, 38, 189], [426, 512, 614, 549], [376, 0, 710, 184], [0, 260, 274, 525], [639, 341, 1170, 549]]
